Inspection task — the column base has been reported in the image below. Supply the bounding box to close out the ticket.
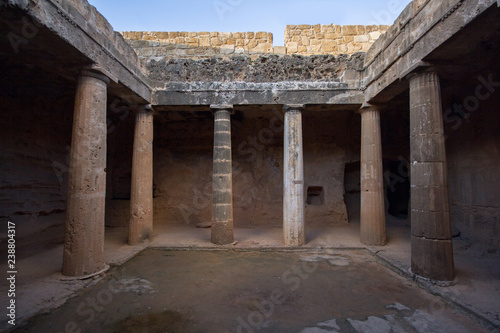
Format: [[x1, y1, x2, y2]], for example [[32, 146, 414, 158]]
[[211, 221, 234, 245], [411, 235, 455, 281]]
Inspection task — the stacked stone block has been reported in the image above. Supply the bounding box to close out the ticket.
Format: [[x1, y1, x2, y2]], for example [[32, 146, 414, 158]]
[[285, 24, 390, 56]]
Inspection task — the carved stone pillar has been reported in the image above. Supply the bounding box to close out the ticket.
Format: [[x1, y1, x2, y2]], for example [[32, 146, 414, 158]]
[[283, 105, 305, 246], [211, 105, 234, 245], [360, 104, 386, 246], [129, 105, 154, 245], [63, 67, 109, 277], [409, 71, 454, 281]]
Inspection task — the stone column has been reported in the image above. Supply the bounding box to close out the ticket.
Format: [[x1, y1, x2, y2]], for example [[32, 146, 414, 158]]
[[283, 105, 305, 246], [409, 71, 454, 281], [129, 105, 154, 245], [211, 105, 234, 245], [63, 67, 109, 277], [359, 104, 386, 246]]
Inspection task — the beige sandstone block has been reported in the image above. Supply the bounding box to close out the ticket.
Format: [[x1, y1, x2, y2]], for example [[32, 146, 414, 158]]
[[354, 34, 370, 43], [290, 30, 302, 36], [211, 32, 218, 37], [236, 40, 245, 46], [246, 32, 254, 39], [251, 42, 273, 53], [310, 39, 322, 46], [188, 32, 197, 37], [321, 24, 334, 33], [301, 36, 310, 46], [313, 24, 321, 33], [220, 32, 232, 38], [365, 25, 378, 33], [369, 31, 382, 40], [211, 37, 223, 46], [348, 42, 363, 52], [200, 37, 211, 47], [298, 45, 307, 52], [247, 40, 258, 49], [307, 44, 321, 53], [315, 33, 325, 39], [297, 24, 311, 29], [338, 44, 348, 53], [274, 46, 287, 55], [342, 25, 357, 36], [287, 42, 298, 53], [344, 36, 354, 43], [323, 40, 338, 52], [292, 36, 301, 43], [233, 32, 244, 39], [185, 37, 199, 45], [169, 32, 179, 38], [180, 31, 188, 37], [198, 31, 210, 37], [175, 37, 185, 44], [255, 32, 267, 39], [325, 33, 342, 39]]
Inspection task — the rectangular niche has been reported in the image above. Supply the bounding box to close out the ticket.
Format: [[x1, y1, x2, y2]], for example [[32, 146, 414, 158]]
[[307, 186, 324, 205]]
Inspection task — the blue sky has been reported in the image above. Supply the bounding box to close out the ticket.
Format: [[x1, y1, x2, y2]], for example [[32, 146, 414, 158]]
[[88, 0, 412, 46]]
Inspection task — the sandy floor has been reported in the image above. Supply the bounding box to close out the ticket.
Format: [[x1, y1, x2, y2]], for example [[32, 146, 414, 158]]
[[0, 216, 499, 332]]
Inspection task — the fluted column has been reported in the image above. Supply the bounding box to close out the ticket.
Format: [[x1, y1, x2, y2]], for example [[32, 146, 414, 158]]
[[360, 104, 386, 246], [63, 67, 109, 277], [129, 105, 154, 245], [409, 71, 454, 281], [211, 105, 234, 245], [283, 104, 305, 246]]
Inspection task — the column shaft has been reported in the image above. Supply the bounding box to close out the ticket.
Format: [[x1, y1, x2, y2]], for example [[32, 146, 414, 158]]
[[63, 69, 109, 277], [129, 107, 154, 245], [283, 105, 305, 246], [409, 72, 454, 281], [360, 106, 386, 245], [211, 107, 234, 245]]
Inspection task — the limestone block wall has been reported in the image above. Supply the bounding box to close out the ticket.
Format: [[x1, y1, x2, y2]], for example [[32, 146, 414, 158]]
[[285, 24, 390, 55], [121, 31, 286, 60], [121, 25, 389, 61]]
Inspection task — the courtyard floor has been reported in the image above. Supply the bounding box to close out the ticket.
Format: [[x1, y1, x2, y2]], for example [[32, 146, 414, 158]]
[[1, 217, 499, 332]]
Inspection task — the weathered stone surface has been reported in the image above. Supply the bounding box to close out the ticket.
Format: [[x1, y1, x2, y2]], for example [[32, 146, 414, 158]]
[[146, 53, 365, 83], [129, 108, 154, 245], [409, 72, 453, 280], [211, 107, 234, 245], [283, 105, 305, 246], [63, 69, 108, 277], [411, 236, 455, 281], [360, 106, 386, 246]]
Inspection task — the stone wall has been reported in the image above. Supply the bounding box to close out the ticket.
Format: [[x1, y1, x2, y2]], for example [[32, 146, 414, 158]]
[[147, 108, 361, 228], [121, 24, 388, 61], [285, 24, 389, 55], [121, 31, 285, 60]]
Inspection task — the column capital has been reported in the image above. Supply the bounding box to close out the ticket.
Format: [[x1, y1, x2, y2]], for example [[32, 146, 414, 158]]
[[358, 102, 384, 113], [80, 64, 117, 85], [402, 61, 441, 81], [283, 104, 305, 113], [133, 104, 155, 114], [210, 104, 234, 115]]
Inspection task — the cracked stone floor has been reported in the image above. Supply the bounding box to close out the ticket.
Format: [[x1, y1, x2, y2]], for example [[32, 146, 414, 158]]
[[11, 249, 494, 333]]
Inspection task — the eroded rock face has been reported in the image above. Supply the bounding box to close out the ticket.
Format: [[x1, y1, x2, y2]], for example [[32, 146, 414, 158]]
[[146, 53, 365, 83]]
